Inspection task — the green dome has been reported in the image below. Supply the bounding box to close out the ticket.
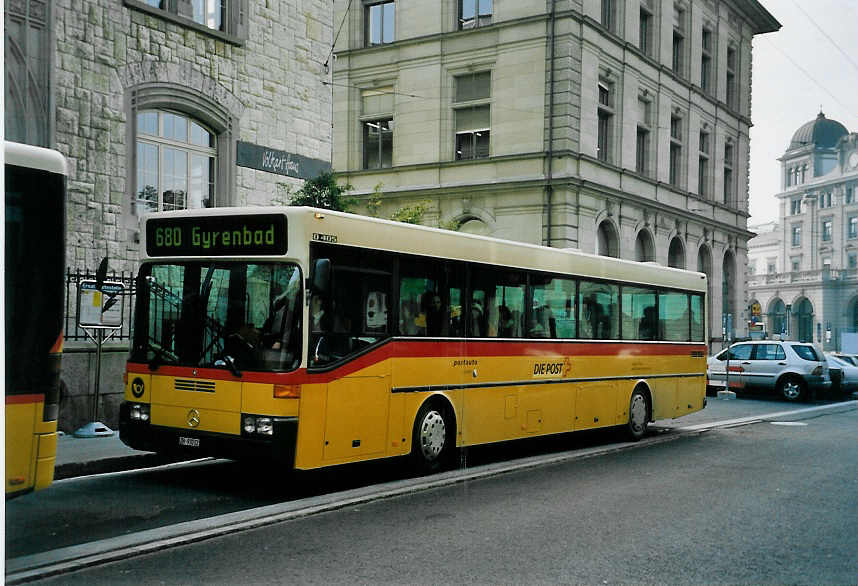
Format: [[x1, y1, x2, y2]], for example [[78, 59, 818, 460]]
[[788, 112, 848, 151]]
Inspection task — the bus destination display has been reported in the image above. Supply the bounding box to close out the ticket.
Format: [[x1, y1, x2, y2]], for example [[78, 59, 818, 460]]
[[146, 214, 287, 256]]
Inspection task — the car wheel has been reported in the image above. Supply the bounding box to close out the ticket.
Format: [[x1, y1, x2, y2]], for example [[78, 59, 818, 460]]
[[410, 401, 455, 474], [778, 376, 806, 402], [625, 387, 650, 441]]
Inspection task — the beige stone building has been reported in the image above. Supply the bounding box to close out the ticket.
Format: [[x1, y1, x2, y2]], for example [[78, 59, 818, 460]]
[[747, 113, 858, 350], [5, 0, 334, 430], [331, 0, 779, 351]]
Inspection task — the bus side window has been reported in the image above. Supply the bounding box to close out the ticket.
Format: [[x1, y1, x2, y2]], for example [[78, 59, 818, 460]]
[[579, 281, 618, 340]]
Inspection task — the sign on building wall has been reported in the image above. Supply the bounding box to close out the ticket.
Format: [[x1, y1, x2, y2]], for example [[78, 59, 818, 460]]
[[236, 142, 331, 180]]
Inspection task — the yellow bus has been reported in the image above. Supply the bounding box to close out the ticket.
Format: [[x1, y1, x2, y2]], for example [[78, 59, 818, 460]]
[[120, 207, 707, 473], [5, 142, 67, 497]]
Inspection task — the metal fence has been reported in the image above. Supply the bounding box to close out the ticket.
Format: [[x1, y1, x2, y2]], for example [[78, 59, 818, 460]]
[[64, 269, 136, 342]]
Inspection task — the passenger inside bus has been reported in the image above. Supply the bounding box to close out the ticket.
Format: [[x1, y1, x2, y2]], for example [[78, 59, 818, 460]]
[[638, 305, 657, 340]]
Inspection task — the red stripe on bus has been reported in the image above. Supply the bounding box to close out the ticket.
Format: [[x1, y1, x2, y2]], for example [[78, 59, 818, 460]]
[[6, 394, 45, 405], [127, 340, 706, 386]]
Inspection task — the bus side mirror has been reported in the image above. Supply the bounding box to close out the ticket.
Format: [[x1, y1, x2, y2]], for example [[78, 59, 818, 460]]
[[311, 259, 331, 295]]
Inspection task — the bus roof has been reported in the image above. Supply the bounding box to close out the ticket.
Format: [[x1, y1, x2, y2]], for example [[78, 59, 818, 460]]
[[141, 206, 708, 292], [4, 141, 68, 176]]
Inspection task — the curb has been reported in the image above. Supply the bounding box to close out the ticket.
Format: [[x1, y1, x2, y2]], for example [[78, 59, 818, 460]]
[[55, 454, 194, 481]]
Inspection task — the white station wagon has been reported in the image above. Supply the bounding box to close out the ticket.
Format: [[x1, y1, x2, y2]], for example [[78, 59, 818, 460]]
[[707, 340, 830, 401]]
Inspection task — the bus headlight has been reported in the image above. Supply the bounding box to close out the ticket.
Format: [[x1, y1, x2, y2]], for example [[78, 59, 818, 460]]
[[243, 415, 257, 434], [256, 417, 273, 436], [129, 403, 150, 422]]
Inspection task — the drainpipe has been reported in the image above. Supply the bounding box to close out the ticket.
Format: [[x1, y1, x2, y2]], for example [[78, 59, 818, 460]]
[[544, 0, 557, 247]]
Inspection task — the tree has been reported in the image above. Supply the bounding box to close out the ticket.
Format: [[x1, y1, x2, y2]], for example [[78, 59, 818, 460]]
[[288, 172, 356, 211], [390, 200, 430, 225]]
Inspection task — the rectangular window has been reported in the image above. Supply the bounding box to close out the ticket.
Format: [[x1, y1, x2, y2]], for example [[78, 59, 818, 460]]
[[363, 119, 393, 169], [698, 131, 710, 198], [636, 127, 649, 176], [621, 286, 656, 340], [639, 4, 653, 56], [398, 257, 464, 337], [459, 0, 492, 30], [849, 254, 857, 269], [669, 115, 682, 187], [579, 281, 619, 340], [366, 1, 395, 46], [847, 186, 854, 204], [723, 142, 734, 205], [767, 262, 776, 274], [469, 267, 525, 338], [530, 275, 576, 339], [135, 0, 229, 33], [690, 294, 704, 342], [849, 216, 858, 239], [791, 258, 800, 272], [791, 198, 802, 215], [701, 28, 712, 94], [791, 225, 801, 247], [822, 219, 832, 241], [726, 46, 737, 109], [601, 0, 617, 34], [454, 72, 491, 161], [659, 291, 690, 342], [597, 81, 614, 164], [672, 6, 686, 77]]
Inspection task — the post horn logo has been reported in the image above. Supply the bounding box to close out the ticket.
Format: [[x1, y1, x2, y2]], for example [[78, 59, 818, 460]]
[[131, 377, 145, 398], [187, 409, 201, 428]]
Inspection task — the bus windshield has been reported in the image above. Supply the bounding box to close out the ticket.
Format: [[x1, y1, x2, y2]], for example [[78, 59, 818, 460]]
[[130, 262, 302, 372]]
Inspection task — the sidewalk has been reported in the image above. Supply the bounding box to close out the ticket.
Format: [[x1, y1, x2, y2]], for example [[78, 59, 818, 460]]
[[54, 395, 858, 481], [54, 432, 189, 480]]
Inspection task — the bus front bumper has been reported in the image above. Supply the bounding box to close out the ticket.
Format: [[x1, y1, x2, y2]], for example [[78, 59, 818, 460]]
[[119, 403, 298, 466]]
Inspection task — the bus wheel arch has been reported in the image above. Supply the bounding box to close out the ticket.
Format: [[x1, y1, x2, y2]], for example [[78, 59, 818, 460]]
[[410, 395, 457, 474], [625, 383, 652, 442]]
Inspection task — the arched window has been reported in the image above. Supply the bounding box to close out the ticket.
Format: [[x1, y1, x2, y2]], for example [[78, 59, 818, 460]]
[[597, 220, 619, 258], [634, 229, 655, 262], [668, 236, 685, 268], [135, 110, 216, 213], [128, 82, 238, 216], [769, 298, 786, 336]]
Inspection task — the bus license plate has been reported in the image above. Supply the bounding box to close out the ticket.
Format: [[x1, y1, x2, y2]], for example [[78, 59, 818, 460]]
[[179, 436, 200, 448]]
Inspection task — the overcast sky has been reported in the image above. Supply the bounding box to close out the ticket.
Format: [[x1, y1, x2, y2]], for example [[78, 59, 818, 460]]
[[748, 0, 858, 226]]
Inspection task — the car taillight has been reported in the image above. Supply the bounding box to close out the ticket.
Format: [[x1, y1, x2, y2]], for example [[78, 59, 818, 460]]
[[812, 365, 823, 376]]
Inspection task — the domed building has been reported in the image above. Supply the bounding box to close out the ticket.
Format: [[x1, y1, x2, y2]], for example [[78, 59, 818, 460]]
[[747, 112, 858, 351]]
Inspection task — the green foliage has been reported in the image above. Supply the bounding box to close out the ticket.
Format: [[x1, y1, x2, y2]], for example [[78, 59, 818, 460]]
[[390, 200, 430, 225], [438, 218, 461, 231], [288, 172, 356, 212], [365, 182, 385, 217]]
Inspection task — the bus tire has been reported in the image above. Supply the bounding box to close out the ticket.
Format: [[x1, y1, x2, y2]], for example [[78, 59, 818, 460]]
[[625, 387, 650, 442], [410, 400, 455, 474]]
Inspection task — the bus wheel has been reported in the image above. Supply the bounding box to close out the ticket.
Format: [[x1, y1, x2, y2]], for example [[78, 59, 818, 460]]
[[411, 402, 454, 474], [625, 388, 649, 442]]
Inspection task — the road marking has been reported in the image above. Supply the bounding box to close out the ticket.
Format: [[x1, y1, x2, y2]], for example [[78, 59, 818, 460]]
[[7, 400, 857, 583]]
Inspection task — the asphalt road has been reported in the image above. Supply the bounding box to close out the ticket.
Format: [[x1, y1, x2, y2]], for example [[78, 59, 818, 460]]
[[23, 407, 858, 585]]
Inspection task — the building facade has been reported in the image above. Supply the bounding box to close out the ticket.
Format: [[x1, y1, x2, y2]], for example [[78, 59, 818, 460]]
[[5, 0, 334, 430], [747, 113, 858, 351], [331, 0, 779, 351]]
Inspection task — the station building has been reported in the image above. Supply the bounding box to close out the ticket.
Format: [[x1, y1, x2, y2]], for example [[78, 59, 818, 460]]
[[747, 113, 858, 351]]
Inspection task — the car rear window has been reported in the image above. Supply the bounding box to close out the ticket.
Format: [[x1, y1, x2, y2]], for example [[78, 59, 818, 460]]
[[791, 345, 820, 361]]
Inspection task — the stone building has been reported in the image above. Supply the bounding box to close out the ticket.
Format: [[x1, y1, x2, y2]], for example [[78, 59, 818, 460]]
[[331, 0, 779, 352], [5, 0, 334, 430], [747, 113, 858, 351]]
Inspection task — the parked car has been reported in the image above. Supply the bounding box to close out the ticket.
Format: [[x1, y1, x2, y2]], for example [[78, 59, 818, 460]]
[[826, 354, 858, 395], [707, 340, 830, 401], [830, 353, 858, 367]]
